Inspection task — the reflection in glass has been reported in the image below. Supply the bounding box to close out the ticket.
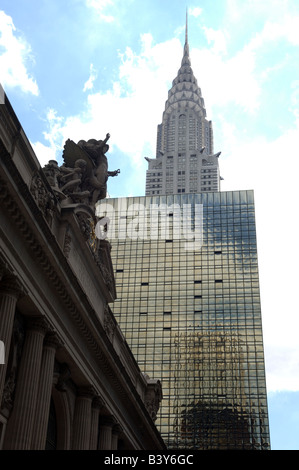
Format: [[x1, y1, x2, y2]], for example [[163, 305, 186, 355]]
[[97, 191, 270, 450]]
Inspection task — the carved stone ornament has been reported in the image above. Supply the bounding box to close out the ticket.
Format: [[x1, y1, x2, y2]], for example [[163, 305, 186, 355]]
[[144, 375, 163, 422], [92, 396, 105, 411], [41, 134, 120, 252], [104, 305, 116, 342], [30, 170, 56, 224], [63, 225, 72, 258], [0, 274, 26, 299], [77, 385, 96, 400], [95, 239, 114, 294], [43, 133, 120, 211]]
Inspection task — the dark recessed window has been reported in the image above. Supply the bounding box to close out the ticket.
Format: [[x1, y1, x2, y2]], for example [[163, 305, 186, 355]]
[[139, 312, 147, 315], [163, 312, 172, 315], [141, 282, 149, 286], [215, 279, 223, 283], [163, 327, 171, 331], [214, 250, 222, 255], [194, 280, 202, 284], [116, 269, 124, 273], [194, 295, 202, 299]]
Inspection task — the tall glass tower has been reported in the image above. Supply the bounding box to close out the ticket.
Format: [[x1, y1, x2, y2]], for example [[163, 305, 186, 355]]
[[97, 16, 270, 450]]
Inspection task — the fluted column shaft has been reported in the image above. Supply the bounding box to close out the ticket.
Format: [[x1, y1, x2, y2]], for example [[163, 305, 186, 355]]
[[31, 333, 61, 449], [3, 317, 48, 449], [0, 276, 23, 402], [72, 387, 95, 450], [90, 397, 104, 450], [112, 424, 122, 450], [98, 416, 115, 450]]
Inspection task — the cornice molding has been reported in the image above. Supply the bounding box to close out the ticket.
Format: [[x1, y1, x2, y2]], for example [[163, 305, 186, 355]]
[[0, 150, 164, 446]]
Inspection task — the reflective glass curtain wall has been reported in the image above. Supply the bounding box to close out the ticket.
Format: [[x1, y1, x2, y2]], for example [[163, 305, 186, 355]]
[[98, 190, 270, 450]]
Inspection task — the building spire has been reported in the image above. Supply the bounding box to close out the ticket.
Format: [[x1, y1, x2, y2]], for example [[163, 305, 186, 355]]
[[182, 8, 190, 64]]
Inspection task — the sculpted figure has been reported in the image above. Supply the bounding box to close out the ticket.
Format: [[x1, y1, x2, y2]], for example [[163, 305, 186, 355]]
[[59, 159, 90, 202], [61, 133, 120, 207], [43, 160, 63, 195]]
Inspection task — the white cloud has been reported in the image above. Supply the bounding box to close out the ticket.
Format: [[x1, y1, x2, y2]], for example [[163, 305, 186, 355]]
[[202, 27, 228, 55], [226, 0, 293, 24], [33, 108, 67, 165], [32, 141, 57, 166], [220, 114, 299, 392], [191, 44, 260, 114], [189, 7, 203, 18], [83, 63, 97, 92], [85, 0, 115, 22], [36, 34, 182, 166], [191, 12, 299, 116], [0, 10, 38, 95], [265, 346, 299, 392], [248, 15, 299, 48]]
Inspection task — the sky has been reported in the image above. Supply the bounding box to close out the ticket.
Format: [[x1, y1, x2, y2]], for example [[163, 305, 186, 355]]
[[1, 0, 299, 450]]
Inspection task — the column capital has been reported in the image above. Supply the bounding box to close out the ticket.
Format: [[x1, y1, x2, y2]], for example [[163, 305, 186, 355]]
[[112, 424, 123, 435], [26, 316, 51, 335], [0, 265, 7, 282], [0, 255, 12, 281], [44, 332, 63, 351], [77, 385, 96, 400], [100, 415, 116, 428], [92, 395, 105, 410], [0, 274, 26, 299]]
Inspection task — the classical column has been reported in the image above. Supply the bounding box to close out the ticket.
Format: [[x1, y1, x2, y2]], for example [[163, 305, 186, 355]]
[[0, 274, 24, 402], [90, 396, 104, 450], [112, 424, 122, 450], [31, 333, 61, 449], [3, 317, 49, 449], [72, 386, 95, 450], [98, 416, 116, 450]]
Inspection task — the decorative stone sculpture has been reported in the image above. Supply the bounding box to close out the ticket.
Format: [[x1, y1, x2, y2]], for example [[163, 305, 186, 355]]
[[143, 374, 163, 422], [43, 133, 120, 210], [38, 134, 119, 294]]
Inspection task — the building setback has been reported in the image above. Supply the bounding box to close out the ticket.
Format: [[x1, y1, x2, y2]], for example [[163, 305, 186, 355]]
[[145, 16, 221, 196]]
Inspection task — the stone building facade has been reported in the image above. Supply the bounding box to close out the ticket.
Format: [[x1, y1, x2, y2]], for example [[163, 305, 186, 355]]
[[0, 89, 164, 450]]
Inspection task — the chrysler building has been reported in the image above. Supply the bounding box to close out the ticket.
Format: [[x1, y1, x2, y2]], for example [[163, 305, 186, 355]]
[[145, 16, 221, 196]]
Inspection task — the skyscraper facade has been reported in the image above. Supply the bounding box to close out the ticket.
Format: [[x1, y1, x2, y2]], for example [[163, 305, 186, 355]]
[[97, 17, 270, 450], [145, 18, 221, 196], [97, 192, 270, 449]]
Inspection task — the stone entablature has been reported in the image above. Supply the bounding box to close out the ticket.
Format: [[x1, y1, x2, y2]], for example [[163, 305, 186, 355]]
[[0, 90, 164, 450]]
